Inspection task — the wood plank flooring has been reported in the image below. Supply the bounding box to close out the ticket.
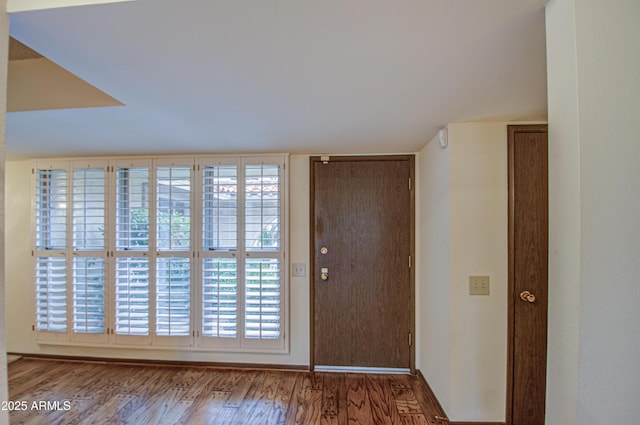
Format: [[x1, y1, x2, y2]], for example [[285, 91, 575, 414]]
[[7, 358, 448, 425]]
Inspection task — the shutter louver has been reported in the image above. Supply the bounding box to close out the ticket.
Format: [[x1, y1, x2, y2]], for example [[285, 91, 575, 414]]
[[202, 165, 237, 251], [245, 164, 280, 250], [35, 257, 67, 332], [35, 168, 67, 250], [202, 258, 237, 338], [245, 258, 280, 339], [157, 166, 191, 251], [72, 257, 105, 334], [73, 168, 105, 251], [156, 257, 191, 336], [116, 257, 150, 336], [116, 167, 149, 250]]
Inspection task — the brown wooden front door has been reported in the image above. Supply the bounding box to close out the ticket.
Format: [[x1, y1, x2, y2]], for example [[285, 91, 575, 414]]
[[507, 125, 548, 425], [311, 156, 414, 370]]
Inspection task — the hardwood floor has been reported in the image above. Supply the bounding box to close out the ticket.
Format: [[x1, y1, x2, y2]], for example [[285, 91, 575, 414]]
[[7, 358, 447, 425]]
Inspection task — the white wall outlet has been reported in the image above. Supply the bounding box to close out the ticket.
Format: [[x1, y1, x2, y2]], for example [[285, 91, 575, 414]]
[[292, 263, 306, 277], [469, 275, 490, 295]]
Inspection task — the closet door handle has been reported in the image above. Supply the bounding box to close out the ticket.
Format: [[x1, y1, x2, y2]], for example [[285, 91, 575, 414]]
[[519, 291, 536, 303]]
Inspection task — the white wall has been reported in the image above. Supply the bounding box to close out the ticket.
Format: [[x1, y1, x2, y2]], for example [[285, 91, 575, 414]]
[[545, 0, 581, 423], [5, 155, 311, 366], [573, 3, 640, 419], [448, 123, 508, 421], [1, 1, 10, 424], [546, 0, 640, 424], [417, 122, 514, 422], [416, 132, 451, 413]]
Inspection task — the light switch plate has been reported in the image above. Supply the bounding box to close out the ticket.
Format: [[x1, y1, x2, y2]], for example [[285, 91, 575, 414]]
[[292, 263, 306, 277], [469, 275, 490, 295]]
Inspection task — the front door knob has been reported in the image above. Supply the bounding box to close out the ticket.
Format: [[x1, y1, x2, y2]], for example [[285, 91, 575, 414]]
[[520, 290, 536, 303]]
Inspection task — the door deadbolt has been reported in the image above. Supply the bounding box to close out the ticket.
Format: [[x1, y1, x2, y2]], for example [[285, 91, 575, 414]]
[[321, 268, 329, 281]]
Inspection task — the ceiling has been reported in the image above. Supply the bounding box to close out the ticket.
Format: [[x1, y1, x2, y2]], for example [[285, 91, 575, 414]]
[[5, 0, 548, 159]]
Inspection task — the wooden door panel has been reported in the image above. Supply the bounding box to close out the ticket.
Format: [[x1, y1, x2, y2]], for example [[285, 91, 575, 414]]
[[508, 126, 548, 425], [312, 157, 413, 368]]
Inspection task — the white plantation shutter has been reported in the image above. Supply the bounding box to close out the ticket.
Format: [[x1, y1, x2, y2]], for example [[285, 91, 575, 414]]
[[156, 165, 191, 251], [71, 164, 107, 342], [35, 168, 67, 250], [32, 155, 286, 352], [115, 257, 150, 336], [155, 161, 193, 345], [34, 165, 68, 337], [243, 162, 283, 344], [156, 257, 191, 336], [202, 165, 237, 251], [72, 257, 105, 334], [245, 258, 280, 339], [114, 163, 151, 343], [73, 167, 106, 250], [202, 258, 237, 338], [245, 164, 280, 250], [198, 162, 239, 347], [35, 256, 67, 333], [116, 167, 150, 251]]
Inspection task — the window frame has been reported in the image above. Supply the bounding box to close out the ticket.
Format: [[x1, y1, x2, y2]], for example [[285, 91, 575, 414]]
[[31, 154, 289, 354]]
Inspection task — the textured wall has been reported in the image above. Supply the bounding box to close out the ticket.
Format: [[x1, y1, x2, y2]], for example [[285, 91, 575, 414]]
[[546, 0, 640, 424]]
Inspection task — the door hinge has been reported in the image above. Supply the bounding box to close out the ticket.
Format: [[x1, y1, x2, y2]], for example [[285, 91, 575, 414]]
[[32, 325, 35, 332], [409, 177, 412, 191], [409, 255, 412, 268], [408, 332, 412, 346]]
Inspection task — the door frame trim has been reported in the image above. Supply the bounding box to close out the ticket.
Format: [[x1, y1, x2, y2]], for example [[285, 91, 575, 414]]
[[506, 125, 548, 424], [309, 155, 416, 372]]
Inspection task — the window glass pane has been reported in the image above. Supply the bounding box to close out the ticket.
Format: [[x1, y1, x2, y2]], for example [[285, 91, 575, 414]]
[[202, 258, 237, 338], [116, 257, 150, 336], [157, 166, 191, 250], [156, 257, 191, 336], [117, 167, 150, 250], [73, 168, 105, 250], [35, 169, 67, 250], [245, 164, 280, 250], [35, 257, 67, 332], [202, 165, 237, 251], [245, 258, 280, 339], [73, 257, 105, 334]]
